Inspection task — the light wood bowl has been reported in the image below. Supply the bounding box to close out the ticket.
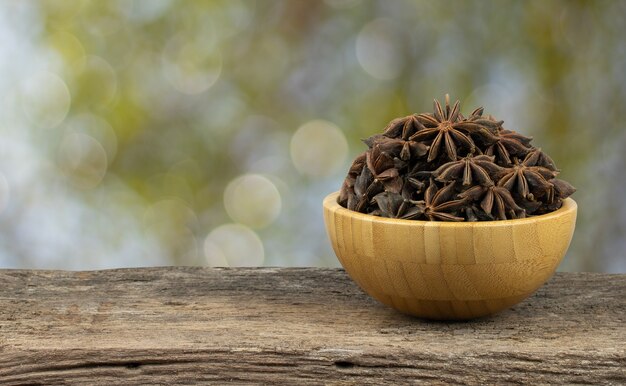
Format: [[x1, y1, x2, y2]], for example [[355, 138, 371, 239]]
[[323, 192, 577, 320]]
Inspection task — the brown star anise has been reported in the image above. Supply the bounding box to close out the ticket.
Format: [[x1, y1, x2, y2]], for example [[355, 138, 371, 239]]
[[524, 147, 559, 171], [363, 115, 429, 161], [410, 98, 473, 162], [365, 145, 403, 193], [411, 179, 466, 221], [362, 134, 428, 162], [462, 204, 496, 222], [351, 162, 381, 212], [404, 162, 429, 194], [550, 178, 576, 199], [382, 114, 422, 138], [542, 178, 577, 209], [433, 154, 504, 186], [371, 190, 423, 220], [458, 184, 524, 220], [464, 111, 505, 133], [338, 152, 366, 208], [485, 127, 534, 166], [411, 96, 500, 162], [497, 152, 557, 200]]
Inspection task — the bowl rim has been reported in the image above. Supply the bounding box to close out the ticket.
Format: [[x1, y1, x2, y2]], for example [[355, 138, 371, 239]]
[[324, 191, 577, 227]]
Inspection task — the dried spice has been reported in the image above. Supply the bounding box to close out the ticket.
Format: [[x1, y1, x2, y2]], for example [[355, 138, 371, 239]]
[[338, 95, 576, 221]]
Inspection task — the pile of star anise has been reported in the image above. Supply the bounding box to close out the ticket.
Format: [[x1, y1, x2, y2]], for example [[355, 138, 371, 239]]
[[338, 95, 576, 221]]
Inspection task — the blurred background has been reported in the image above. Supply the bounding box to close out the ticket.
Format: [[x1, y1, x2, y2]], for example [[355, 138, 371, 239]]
[[0, 0, 624, 272]]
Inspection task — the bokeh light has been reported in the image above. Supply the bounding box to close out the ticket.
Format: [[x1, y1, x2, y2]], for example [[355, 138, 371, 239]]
[[74, 56, 117, 107], [290, 120, 348, 178], [356, 19, 404, 80], [46, 31, 86, 70], [224, 174, 282, 229], [57, 132, 108, 189], [143, 198, 199, 264], [204, 224, 264, 267], [64, 113, 118, 165], [162, 35, 222, 95], [20, 71, 71, 129], [143, 198, 198, 229]]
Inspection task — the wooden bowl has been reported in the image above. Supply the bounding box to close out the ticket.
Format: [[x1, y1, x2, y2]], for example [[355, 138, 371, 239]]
[[323, 192, 577, 320]]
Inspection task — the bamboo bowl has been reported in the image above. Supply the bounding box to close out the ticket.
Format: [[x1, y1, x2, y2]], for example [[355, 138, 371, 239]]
[[323, 192, 577, 320]]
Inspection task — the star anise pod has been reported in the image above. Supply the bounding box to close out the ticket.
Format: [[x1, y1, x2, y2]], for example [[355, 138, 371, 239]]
[[338, 180, 353, 209], [338, 152, 366, 207], [371, 191, 423, 220], [465, 111, 505, 131], [365, 145, 403, 194], [433, 154, 504, 186], [542, 178, 577, 209], [410, 98, 473, 162], [536, 178, 576, 214], [463, 204, 496, 222], [400, 160, 431, 194], [411, 179, 466, 221], [459, 184, 524, 220], [525, 147, 559, 171], [382, 114, 422, 138], [363, 115, 429, 161], [411, 96, 500, 162], [497, 152, 557, 200], [550, 178, 576, 199], [350, 165, 371, 212], [485, 128, 534, 166], [457, 110, 504, 148], [457, 106, 483, 121]]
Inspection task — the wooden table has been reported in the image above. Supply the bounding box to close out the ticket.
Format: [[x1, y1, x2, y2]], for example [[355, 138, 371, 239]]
[[0, 268, 624, 385]]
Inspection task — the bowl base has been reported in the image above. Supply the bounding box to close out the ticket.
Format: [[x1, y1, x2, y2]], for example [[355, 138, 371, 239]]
[[374, 293, 532, 320]]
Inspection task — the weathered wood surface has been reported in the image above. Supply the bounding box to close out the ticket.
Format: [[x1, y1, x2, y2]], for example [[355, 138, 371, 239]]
[[0, 268, 624, 385]]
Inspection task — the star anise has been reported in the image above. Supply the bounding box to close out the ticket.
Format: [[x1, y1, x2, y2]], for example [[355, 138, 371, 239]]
[[537, 178, 576, 214], [485, 128, 534, 166], [404, 163, 428, 194], [363, 115, 429, 161], [462, 204, 496, 222], [371, 191, 423, 220], [411, 179, 466, 221], [338, 152, 366, 208], [410, 98, 473, 162], [382, 114, 422, 138], [457, 106, 483, 121], [542, 178, 577, 209], [524, 147, 559, 171], [457, 109, 504, 148], [433, 154, 504, 186], [550, 178, 576, 199], [350, 163, 381, 212], [362, 135, 427, 162], [459, 184, 524, 220], [365, 145, 403, 194], [411, 96, 500, 162], [465, 111, 505, 132], [497, 152, 557, 200]]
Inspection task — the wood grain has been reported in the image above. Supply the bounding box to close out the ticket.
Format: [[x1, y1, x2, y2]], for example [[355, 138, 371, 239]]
[[0, 268, 624, 385], [324, 192, 577, 320]]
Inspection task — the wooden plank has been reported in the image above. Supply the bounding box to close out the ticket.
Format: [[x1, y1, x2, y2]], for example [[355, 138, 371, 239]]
[[0, 268, 624, 385]]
